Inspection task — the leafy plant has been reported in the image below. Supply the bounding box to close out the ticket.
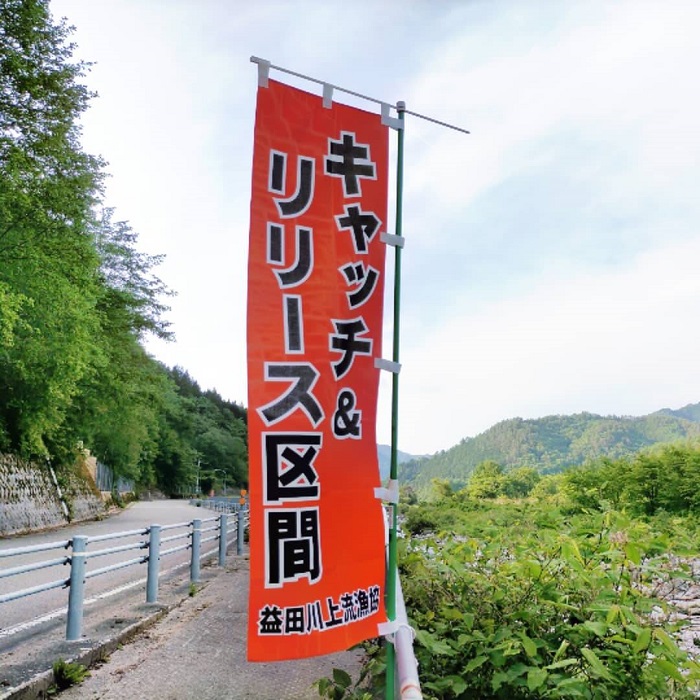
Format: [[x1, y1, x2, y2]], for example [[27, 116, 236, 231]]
[[397, 503, 700, 699], [50, 659, 89, 692], [0, 2, 248, 493], [315, 641, 386, 699], [315, 662, 379, 700]]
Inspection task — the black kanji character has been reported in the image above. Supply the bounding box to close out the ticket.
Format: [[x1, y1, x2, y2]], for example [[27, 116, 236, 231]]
[[329, 319, 373, 379], [335, 205, 380, 254], [324, 132, 376, 197], [266, 508, 321, 587], [356, 588, 370, 617], [340, 261, 380, 309], [369, 585, 380, 613], [306, 600, 325, 632], [259, 604, 284, 634], [270, 151, 316, 218], [323, 596, 344, 628], [258, 363, 323, 427], [264, 433, 321, 503], [285, 606, 305, 634], [340, 592, 358, 622]]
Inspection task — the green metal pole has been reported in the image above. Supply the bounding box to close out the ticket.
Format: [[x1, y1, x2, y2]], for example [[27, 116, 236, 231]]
[[385, 100, 405, 700]]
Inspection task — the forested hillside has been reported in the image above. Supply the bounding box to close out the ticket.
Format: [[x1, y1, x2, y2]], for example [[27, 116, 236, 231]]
[[401, 404, 700, 492], [376, 444, 420, 479], [0, 1, 246, 494], [391, 443, 700, 699]]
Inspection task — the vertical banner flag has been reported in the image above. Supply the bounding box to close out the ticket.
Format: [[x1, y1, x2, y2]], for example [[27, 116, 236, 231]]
[[246, 79, 389, 661]]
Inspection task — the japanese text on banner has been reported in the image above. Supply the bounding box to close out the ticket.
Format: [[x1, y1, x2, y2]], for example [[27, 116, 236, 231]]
[[246, 79, 389, 661]]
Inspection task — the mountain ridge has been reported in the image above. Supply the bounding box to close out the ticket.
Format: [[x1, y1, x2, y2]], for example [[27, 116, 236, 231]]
[[400, 402, 700, 491], [377, 444, 421, 480]]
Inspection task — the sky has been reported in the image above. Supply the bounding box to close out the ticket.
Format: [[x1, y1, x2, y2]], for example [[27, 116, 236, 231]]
[[50, 0, 700, 456]]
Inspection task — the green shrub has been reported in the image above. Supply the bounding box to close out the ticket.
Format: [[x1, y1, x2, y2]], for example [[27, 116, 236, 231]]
[[403, 505, 440, 536], [315, 665, 377, 700], [51, 659, 89, 691], [400, 507, 700, 699]]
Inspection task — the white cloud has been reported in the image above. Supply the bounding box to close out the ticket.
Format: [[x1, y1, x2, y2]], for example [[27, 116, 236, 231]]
[[391, 234, 700, 454], [402, 1, 700, 230], [49, 0, 700, 451]]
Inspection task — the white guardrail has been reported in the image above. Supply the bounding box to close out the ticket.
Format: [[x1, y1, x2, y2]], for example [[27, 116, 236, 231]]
[[383, 506, 422, 700], [0, 507, 249, 641]]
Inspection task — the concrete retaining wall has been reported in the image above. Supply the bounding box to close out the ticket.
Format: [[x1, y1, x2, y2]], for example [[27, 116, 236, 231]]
[[0, 453, 104, 536]]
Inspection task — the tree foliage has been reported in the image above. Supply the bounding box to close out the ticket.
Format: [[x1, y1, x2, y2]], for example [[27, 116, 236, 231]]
[[0, 0, 103, 454], [401, 407, 700, 495], [400, 505, 700, 699], [378, 444, 700, 698], [560, 444, 700, 517], [0, 1, 247, 491]]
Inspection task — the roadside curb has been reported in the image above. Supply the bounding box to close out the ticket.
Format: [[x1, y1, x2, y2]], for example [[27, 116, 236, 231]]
[[1, 601, 175, 700], [0, 505, 129, 540]]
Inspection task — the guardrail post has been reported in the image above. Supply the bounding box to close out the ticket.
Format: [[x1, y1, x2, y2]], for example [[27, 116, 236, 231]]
[[146, 524, 161, 603], [190, 519, 201, 582], [66, 535, 88, 641], [218, 513, 227, 567], [237, 508, 245, 555]]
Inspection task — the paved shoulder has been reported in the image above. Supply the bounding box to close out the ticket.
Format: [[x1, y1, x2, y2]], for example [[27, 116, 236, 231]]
[[61, 558, 364, 700]]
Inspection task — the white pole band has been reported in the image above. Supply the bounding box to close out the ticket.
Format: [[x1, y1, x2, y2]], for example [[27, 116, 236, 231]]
[[323, 83, 334, 109], [381, 103, 404, 130], [378, 620, 399, 639], [380, 232, 405, 248], [374, 479, 399, 504], [250, 56, 270, 87], [375, 357, 401, 374], [395, 578, 423, 699]]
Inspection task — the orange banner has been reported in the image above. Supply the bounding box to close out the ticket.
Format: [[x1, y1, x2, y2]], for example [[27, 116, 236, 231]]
[[246, 79, 389, 661]]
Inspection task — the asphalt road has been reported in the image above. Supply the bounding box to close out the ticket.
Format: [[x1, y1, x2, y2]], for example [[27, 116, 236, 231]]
[[0, 502, 366, 700], [0, 501, 217, 637], [58, 558, 364, 700]]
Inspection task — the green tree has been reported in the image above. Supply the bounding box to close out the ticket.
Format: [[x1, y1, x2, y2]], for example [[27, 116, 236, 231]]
[[149, 367, 248, 494], [0, 0, 249, 495], [92, 209, 173, 341], [501, 466, 540, 498], [467, 460, 505, 499], [0, 0, 103, 456], [431, 478, 454, 500], [671, 445, 700, 511], [60, 211, 175, 477], [627, 454, 665, 515], [562, 457, 631, 511], [530, 473, 565, 501]]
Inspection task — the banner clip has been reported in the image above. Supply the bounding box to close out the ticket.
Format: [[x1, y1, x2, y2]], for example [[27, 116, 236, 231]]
[[374, 358, 401, 374], [381, 103, 404, 130], [380, 621, 417, 646], [323, 84, 334, 109], [380, 232, 405, 248], [250, 56, 270, 88], [400, 622, 417, 642], [375, 479, 399, 504], [378, 619, 399, 640]]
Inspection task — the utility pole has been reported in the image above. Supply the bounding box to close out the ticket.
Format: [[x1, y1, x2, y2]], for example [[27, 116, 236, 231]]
[[213, 468, 227, 496]]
